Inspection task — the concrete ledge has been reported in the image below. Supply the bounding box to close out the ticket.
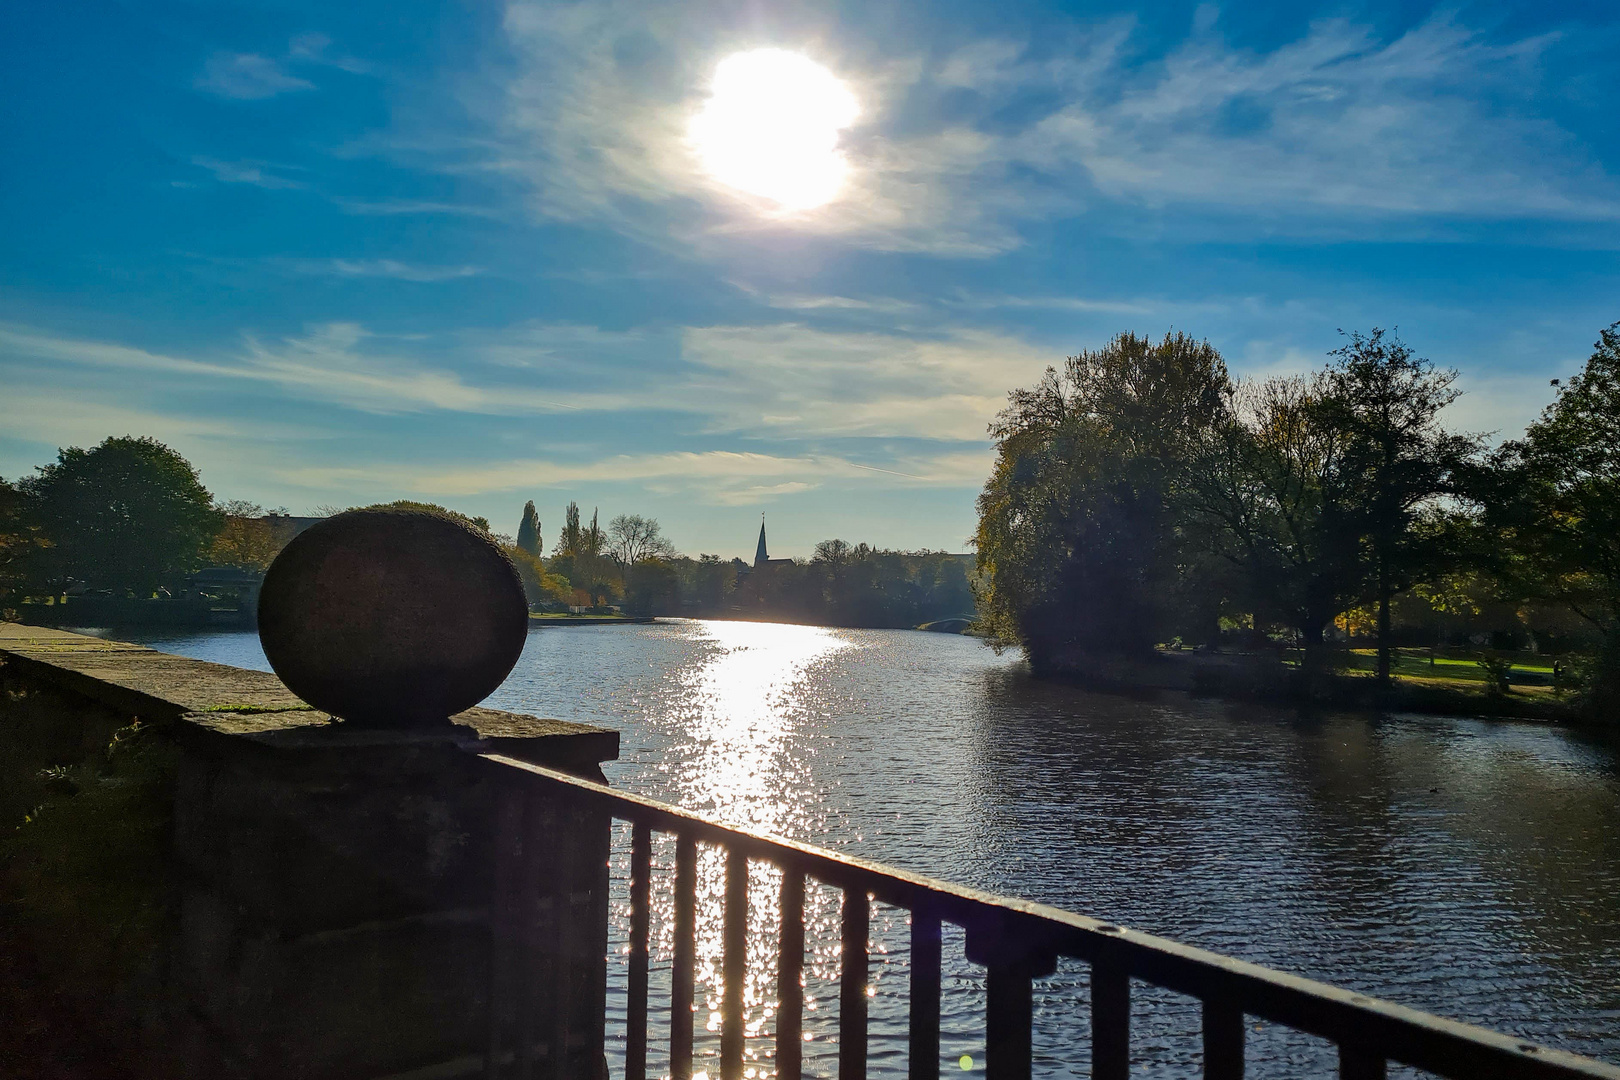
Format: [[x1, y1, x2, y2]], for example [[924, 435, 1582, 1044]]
[[0, 622, 619, 771]]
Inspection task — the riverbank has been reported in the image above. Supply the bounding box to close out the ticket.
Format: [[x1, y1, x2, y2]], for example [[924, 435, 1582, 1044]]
[[528, 613, 656, 625], [1034, 646, 1603, 726]]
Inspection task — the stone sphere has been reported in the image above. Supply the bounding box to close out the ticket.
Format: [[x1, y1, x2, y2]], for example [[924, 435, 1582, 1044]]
[[257, 508, 530, 726]]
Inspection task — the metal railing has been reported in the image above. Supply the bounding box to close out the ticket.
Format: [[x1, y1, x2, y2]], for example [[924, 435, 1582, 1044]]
[[480, 753, 1620, 1080]]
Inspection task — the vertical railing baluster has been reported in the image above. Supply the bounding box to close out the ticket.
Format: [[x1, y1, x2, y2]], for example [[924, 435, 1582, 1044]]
[[1202, 1000, 1243, 1080], [985, 963, 1033, 1080], [908, 909, 941, 1080], [547, 824, 570, 1080], [486, 784, 524, 1080], [625, 822, 652, 1080], [1339, 1046, 1386, 1080], [839, 889, 870, 1080], [1091, 961, 1129, 1080], [517, 790, 545, 1080], [722, 848, 748, 1080], [777, 867, 805, 1080], [671, 833, 697, 1080]]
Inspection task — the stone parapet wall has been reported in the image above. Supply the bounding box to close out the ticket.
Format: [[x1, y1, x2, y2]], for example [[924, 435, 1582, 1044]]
[[0, 623, 619, 1080]]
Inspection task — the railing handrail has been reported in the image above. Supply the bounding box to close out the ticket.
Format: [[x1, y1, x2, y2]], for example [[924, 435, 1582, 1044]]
[[481, 752, 1620, 1080]]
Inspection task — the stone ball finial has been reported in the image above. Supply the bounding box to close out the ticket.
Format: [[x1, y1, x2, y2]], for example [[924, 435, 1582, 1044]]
[[257, 508, 530, 726]]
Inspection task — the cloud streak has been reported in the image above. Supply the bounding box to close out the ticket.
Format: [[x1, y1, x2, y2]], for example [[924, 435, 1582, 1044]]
[[195, 53, 314, 100], [485, 4, 1619, 255], [275, 447, 989, 502], [0, 324, 589, 417]]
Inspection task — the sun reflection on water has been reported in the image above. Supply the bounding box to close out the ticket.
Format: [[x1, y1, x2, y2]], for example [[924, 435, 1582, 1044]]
[[671, 620, 851, 829], [606, 621, 913, 1079]]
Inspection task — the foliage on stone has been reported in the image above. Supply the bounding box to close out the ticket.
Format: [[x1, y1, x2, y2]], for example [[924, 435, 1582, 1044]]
[[360, 499, 491, 534]]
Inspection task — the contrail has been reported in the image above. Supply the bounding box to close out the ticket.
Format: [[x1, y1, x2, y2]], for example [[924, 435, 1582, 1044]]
[[843, 461, 928, 480]]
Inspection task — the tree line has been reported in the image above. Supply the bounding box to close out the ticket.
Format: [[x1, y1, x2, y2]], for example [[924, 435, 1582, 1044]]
[[974, 322, 1620, 716], [0, 443, 973, 630]]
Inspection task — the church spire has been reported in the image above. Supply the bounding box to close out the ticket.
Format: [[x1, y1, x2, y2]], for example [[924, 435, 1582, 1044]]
[[755, 516, 769, 567]]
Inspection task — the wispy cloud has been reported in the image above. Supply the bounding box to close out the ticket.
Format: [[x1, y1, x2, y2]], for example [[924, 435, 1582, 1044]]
[[484, 3, 1619, 255], [281, 258, 485, 282], [195, 33, 371, 100], [0, 324, 594, 417], [0, 388, 316, 450], [332, 196, 502, 217], [192, 157, 307, 190], [275, 447, 986, 502], [673, 323, 1053, 440], [287, 32, 371, 75], [0, 316, 1058, 443], [195, 53, 314, 100]]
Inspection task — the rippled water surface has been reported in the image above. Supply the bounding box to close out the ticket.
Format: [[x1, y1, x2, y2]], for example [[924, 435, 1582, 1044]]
[[123, 620, 1620, 1077]]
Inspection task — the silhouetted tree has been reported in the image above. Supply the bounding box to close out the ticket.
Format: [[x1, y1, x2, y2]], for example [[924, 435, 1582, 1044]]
[[0, 477, 48, 616], [1186, 375, 1365, 672], [975, 332, 1232, 670], [607, 514, 677, 578], [516, 500, 542, 556], [1488, 321, 1620, 715], [20, 436, 223, 596], [1321, 329, 1482, 684]]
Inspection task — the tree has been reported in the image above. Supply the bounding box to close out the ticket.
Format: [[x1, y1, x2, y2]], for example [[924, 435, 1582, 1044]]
[[503, 542, 573, 609], [1185, 375, 1365, 671], [0, 477, 49, 615], [516, 500, 542, 556], [812, 539, 852, 566], [1321, 329, 1481, 684], [19, 436, 223, 596], [607, 514, 677, 577], [552, 502, 614, 604], [207, 500, 284, 572], [1489, 321, 1620, 714], [975, 332, 1232, 669]]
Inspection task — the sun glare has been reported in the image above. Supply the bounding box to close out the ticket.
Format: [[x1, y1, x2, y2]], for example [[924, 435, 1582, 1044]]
[[690, 49, 859, 212]]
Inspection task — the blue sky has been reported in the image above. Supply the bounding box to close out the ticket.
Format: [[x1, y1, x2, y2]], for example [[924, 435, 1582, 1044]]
[[2, 0, 1617, 558]]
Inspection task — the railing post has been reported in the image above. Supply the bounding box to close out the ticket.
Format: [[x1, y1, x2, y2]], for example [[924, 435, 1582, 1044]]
[[840, 889, 870, 1080], [1340, 1045, 1386, 1080], [722, 849, 748, 1080], [625, 823, 651, 1080], [908, 909, 941, 1080], [671, 834, 697, 1080], [778, 868, 805, 1080], [966, 916, 1053, 1080], [1091, 960, 1129, 1080], [1202, 1000, 1243, 1080], [985, 964, 1033, 1080]]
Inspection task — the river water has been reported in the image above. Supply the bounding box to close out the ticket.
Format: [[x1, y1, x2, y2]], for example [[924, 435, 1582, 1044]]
[[119, 619, 1620, 1077]]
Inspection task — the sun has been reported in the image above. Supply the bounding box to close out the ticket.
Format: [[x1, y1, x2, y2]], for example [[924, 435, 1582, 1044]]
[[690, 49, 859, 212]]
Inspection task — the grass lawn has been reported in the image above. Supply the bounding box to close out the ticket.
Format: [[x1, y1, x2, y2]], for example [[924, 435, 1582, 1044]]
[[528, 611, 634, 621], [1267, 646, 1573, 702]]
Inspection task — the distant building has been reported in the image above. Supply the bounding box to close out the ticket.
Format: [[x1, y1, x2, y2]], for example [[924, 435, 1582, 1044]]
[[753, 520, 795, 570]]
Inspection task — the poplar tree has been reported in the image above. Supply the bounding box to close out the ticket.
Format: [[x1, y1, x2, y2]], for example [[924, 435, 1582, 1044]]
[[516, 500, 542, 556]]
